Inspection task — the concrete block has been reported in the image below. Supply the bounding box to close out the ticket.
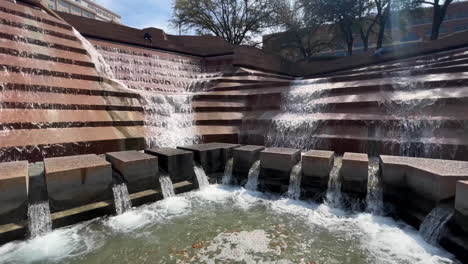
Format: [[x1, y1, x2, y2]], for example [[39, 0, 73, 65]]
[[106, 151, 158, 193], [145, 148, 194, 183], [233, 145, 265, 184], [45, 154, 112, 211], [455, 181, 468, 232], [259, 148, 301, 193], [341, 152, 369, 196], [0, 161, 29, 224], [301, 150, 335, 197], [177, 143, 240, 175]]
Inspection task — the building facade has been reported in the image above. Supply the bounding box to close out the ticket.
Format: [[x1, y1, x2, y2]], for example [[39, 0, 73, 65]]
[[45, 0, 121, 23]]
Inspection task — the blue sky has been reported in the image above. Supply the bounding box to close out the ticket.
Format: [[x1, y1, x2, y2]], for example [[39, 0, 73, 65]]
[[94, 0, 175, 33]]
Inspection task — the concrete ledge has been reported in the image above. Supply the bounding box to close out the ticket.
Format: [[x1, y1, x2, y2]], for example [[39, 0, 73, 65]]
[[233, 145, 265, 184], [45, 154, 112, 212], [177, 143, 240, 177], [145, 148, 194, 183], [456, 181, 468, 233], [341, 153, 369, 197], [0, 161, 29, 224], [259, 148, 301, 193], [106, 151, 158, 193], [301, 150, 335, 198]]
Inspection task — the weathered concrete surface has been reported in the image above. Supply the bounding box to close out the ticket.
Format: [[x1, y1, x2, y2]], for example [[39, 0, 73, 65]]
[[0, 161, 29, 224], [301, 150, 335, 199], [106, 151, 158, 193], [45, 154, 112, 212], [381, 155, 468, 214], [177, 143, 240, 178], [259, 147, 301, 193], [455, 181, 468, 233], [233, 145, 265, 184], [145, 148, 194, 183], [341, 152, 369, 197]]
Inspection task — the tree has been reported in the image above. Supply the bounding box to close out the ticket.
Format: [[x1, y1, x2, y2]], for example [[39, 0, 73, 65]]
[[356, 0, 379, 51], [374, 0, 392, 49], [413, 0, 454, 40], [171, 0, 281, 45]]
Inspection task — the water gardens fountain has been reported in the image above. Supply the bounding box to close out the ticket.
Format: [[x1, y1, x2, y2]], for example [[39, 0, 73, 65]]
[[1, 0, 468, 263]]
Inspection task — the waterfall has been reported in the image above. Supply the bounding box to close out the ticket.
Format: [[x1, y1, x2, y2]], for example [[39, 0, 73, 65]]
[[112, 183, 132, 215], [27, 201, 52, 238], [287, 163, 303, 199], [159, 173, 176, 198], [325, 156, 343, 208], [194, 164, 210, 189], [366, 157, 384, 214], [420, 206, 454, 245], [222, 158, 234, 185], [245, 160, 261, 191]]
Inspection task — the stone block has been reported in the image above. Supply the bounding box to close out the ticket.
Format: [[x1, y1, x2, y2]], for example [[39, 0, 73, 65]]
[[233, 145, 265, 184], [106, 151, 158, 193], [45, 154, 112, 211], [0, 161, 29, 224], [341, 152, 369, 196], [259, 148, 301, 193], [455, 181, 468, 232], [145, 148, 194, 183], [177, 143, 240, 175], [301, 150, 335, 197]]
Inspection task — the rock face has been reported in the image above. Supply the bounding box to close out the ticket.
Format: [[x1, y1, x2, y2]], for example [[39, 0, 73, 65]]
[[0, 161, 29, 224], [301, 150, 335, 199], [145, 148, 194, 183], [232, 145, 265, 185], [106, 151, 159, 193], [259, 147, 301, 193], [44, 154, 112, 211], [341, 153, 369, 198]]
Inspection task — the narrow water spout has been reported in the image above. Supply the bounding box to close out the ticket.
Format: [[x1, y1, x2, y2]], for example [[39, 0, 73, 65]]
[[287, 163, 302, 200], [194, 164, 210, 189], [222, 158, 234, 185], [325, 156, 343, 208], [159, 173, 176, 198], [112, 183, 132, 215], [27, 201, 52, 238], [420, 206, 454, 245], [245, 160, 261, 191], [366, 157, 384, 214]]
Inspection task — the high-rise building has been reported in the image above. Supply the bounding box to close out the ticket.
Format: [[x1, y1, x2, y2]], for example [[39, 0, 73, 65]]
[[45, 0, 121, 23]]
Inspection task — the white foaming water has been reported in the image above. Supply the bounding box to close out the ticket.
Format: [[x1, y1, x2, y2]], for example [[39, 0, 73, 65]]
[[325, 156, 343, 208], [222, 158, 234, 185], [194, 164, 210, 189], [159, 173, 176, 198], [420, 206, 454, 245], [245, 160, 261, 191], [27, 201, 52, 238], [366, 157, 384, 214], [112, 183, 132, 215], [287, 163, 302, 200]]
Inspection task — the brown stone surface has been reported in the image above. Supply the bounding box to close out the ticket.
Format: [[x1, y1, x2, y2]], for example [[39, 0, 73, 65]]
[[0, 161, 28, 222], [144, 148, 194, 183], [455, 181, 468, 232], [260, 148, 301, 172], [341, 152, 369, 196], [45, 154, 112, 211], [302, 150, 335, 179]]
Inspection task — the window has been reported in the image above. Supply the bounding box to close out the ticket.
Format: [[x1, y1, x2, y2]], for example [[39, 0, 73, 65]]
[[83, 10, 95, 18], [71, 5, 81, 14]]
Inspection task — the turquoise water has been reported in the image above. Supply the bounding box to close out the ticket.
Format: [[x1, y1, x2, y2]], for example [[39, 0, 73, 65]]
[[0, 186, 459, 264]]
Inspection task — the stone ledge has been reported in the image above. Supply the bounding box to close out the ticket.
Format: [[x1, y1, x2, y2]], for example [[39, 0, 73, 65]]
[[44, 154, 112, 212], [456, 181, 468, 232], [0, 161, 29, 224], [233, 145, 265, 184], [259, 147, 301, 172], [144, 148, 194, 183], [301, 150, 335, 197], [106, 151, 158, 193], [341, 152, 368, 196]]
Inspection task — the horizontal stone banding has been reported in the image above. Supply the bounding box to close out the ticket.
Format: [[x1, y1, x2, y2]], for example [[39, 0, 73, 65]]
[[0, 47, 94, 68], [0, 64, 102, 81], [0, 18, 77, 41], [0, 32, 87, 54], [0, 121, 144, 130], [0, 5, 71, 30], [0, 109, 144, 123], [0, 102, 143, 111]]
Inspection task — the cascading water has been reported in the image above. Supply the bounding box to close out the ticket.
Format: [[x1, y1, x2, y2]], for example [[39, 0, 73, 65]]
[[420, 206, 454, 245], [159, 173, 176, 198], [245, 160, 261, 191], [366, 157, 384, 214], [27, 202, 52, 238], [112, 184, 132, 215], [287, 163, 302, 200], [325, 156, 343, 208], [194, 164, 210, 189], [222, 158, 234, 185]]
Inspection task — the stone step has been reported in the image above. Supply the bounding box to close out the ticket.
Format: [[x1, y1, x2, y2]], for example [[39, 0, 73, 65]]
[[0, 16, 77, 42]]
